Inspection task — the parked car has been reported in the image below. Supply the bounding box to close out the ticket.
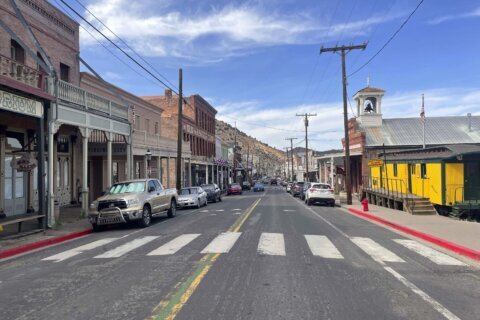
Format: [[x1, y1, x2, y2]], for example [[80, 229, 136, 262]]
[[253, 182, 265, 192], [178, 187, 207, 208], [201, 184, 222, 203], [305, 183, 335, 207], [286, 182, 293, 193], [300, 182, 311, 201], [242, 181, 251, 190], [271, 179, 277, 185], [291, 181, 305, 197], [227, 183, 243, 195], [88, 179, 178, 231]]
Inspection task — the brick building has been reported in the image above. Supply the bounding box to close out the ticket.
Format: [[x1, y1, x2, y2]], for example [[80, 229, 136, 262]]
[[143, 89, 219, 187]]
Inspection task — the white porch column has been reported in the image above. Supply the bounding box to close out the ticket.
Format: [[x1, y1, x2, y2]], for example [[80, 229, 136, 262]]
[[166, 157, 170, 188], [206, 164, 209, 184], [47, 122, 60, 227], [126, 137, 132, 180], [188, 158, 192, 187], [79, 128, 90, 217], [324, 161, 328, 184], [216, 165, 219, 185], [0, 134, 5, 218], [106, 132, 112, 187]]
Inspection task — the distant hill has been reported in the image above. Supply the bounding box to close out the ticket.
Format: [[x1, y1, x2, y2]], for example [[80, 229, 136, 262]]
[[216, 120, 285, 163]]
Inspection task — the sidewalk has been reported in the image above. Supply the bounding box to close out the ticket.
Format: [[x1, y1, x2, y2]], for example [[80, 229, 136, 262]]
[[343, 201, 480, 260], [0, 206, 92, 254]]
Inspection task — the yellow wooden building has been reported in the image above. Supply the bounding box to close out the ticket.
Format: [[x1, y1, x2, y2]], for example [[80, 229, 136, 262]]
[[368, 145, 480, 214]]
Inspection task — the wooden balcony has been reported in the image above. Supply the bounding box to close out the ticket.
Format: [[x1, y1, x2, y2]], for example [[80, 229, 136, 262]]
[[132, 130, 191, 154], [0, 54, 46, 90], [57, 79, 129, 121]]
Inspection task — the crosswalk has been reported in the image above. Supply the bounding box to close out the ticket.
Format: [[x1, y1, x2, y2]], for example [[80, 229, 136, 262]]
[[42, 232, 467, 267]]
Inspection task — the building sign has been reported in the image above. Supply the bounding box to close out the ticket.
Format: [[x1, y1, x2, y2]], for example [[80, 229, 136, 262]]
[[0, 90, 43, 118], [11, 154, 37, 172], [368, 159, 383, 166]]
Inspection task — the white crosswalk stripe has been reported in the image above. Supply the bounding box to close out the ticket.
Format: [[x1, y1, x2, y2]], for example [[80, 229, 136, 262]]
[[393, 239, 466, 266], [257, 233, 286, 256], [351, 237, 405, 263], [201, 232, 241, 254], [94, 236, 159, 258], [305, 235, 343, 259], [43, 238, 119, 262], [147, 234, 200, 256]]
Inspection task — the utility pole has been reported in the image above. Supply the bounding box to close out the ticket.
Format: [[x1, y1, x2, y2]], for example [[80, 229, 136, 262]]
[[296, 113, 317, 182], [176, 68, 183, 192], [284, 147, 290, 181], [233, 121, 237, 183], [285, 137, 298, 181], [320, 43, 367, 205]]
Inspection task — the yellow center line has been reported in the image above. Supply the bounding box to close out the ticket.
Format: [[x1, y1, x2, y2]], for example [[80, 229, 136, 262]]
[[148, 196, 262, 320]]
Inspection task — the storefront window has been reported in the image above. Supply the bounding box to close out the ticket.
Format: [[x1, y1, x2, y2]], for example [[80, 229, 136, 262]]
[[57, 136, 69, 153], [15, 168, 24, 198], [5, 156, 13, 200]]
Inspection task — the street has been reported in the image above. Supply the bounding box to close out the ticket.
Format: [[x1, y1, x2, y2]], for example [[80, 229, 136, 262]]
[[0, 186, 479, 320]]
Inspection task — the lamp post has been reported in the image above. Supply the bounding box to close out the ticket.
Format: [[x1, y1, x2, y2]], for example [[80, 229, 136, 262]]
[[145, 149, 152, 178]]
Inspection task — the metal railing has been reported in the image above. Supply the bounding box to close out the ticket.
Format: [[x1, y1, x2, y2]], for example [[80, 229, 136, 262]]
[[132, 130, 190, 153], [57, 80, 129, 121], [453, 186, 480, 204], [0, 53, 46, 90], [362, 175, 416, 210]]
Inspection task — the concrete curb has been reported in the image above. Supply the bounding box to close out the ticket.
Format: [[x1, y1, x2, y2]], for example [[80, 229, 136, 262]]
[[348, 208, 480, 262], [0, 229, 92, 260]]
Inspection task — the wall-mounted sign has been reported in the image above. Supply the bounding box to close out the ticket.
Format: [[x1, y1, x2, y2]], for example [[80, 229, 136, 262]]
[[11, 154, 37, 172], [368, 159, 383, 166], [0, 90, 43, 118]]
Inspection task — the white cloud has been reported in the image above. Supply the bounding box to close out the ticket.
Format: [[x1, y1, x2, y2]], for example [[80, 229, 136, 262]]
[[79, 0, 400, 63], [428, 7, 480, 24], [217, 87, 480, 151]]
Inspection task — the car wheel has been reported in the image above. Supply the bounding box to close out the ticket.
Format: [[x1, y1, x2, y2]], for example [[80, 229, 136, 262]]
[[167, 200, 176, 218], [307, 199, 312, 206], [219, 196, 222, 202], [92, 223, 103, 232], [197, 198, 201, 209], [213, 196, 217, 203], [139, 205, 151, 228]]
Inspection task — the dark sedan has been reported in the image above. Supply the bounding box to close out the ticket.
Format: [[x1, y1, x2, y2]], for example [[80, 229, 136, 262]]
[[227, 183, 243, 195], [200, 184, 222, 203]]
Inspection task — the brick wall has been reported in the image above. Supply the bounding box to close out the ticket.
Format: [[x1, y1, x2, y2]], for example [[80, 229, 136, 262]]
[[0, 0, 80, 85]]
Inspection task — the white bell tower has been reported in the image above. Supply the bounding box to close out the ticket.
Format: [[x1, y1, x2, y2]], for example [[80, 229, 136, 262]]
[[353, 83, 385, 127]]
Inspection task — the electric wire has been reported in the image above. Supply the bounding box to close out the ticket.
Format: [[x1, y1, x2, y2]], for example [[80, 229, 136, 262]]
[[72, 0, 179, 91], [348, 0, 425, 77]]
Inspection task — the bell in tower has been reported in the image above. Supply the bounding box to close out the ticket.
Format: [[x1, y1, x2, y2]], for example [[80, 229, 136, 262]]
[[353, 80, 385, 127]]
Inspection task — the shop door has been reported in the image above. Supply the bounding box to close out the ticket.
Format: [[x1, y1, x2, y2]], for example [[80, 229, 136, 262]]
[[4, 155, 26, 216], [464, 162, 480, 201], [56, 156, 71, 206]]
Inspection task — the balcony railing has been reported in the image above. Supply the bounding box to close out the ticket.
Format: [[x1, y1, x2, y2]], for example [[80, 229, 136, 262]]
[[57, 79, 129, 121], [133, 130, 190, 154], [0, 53, 46, 90]]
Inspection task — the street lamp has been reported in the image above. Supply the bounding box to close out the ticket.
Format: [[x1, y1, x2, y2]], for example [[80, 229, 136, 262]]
[[145, 149, 152, 178]]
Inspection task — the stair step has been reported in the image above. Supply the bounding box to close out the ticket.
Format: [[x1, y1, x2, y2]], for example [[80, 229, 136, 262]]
[[411, 209, 437, 215]]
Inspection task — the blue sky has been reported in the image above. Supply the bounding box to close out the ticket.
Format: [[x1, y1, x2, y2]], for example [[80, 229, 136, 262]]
[[53, 0, 480, 150]]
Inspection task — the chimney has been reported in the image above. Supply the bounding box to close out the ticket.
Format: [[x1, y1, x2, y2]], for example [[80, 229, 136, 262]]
[[467, 113, 472, 132], [165, 88, 172, 101]]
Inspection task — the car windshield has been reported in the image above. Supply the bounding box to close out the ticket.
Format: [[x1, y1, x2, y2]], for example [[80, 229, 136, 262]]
[[254, 183, 263, 187], [108, 181, 145, 194], [297, 182, 304, 186], [180, 188, 198, 195], [201, 185, 214, 190], [231, 183, 240, 187]]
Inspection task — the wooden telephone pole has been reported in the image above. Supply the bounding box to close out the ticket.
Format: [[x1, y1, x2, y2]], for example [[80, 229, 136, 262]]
[[176, 68, 183, 191], [320, 43, 367, 205], [296, 113, 317, 182]]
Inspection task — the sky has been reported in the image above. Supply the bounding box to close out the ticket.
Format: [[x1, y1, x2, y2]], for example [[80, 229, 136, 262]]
[[53, 0, 480, 151]]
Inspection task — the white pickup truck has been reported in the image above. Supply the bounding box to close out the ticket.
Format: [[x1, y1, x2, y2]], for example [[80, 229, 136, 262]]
[[88, 179, 178, 231]]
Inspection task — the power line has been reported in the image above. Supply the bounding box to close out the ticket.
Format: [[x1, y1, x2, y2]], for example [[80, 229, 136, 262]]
[[59, 0, 177, 93], [72, 0, 179, 91], [348, 0, 425, 77]]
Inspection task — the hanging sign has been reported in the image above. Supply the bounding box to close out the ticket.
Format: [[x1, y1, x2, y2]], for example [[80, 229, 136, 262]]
[[11, 154, 37, 172], [368, 159, 383, 166], [0, 90, 43, 118]]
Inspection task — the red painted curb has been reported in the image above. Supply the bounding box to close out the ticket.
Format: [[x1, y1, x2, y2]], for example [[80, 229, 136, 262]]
[[0, 229, 92, 260], [348, 208, 480, 262]]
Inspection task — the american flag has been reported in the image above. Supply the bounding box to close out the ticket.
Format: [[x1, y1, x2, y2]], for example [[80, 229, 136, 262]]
[[420, 94, 425, 123]]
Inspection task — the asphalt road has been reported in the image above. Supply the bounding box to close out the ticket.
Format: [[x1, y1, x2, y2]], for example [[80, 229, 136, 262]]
[[0, 186, 479, 320]]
